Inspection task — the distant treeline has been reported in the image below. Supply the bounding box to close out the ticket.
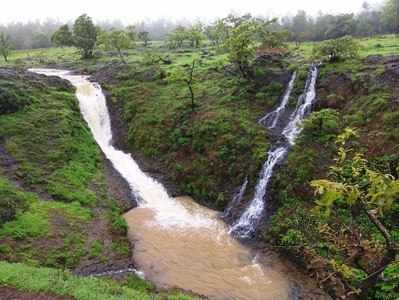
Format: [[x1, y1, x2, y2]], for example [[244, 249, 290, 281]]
[[1, 1, 397, 50], [275, 1, 397, 42], [0, 19, 187, 50]]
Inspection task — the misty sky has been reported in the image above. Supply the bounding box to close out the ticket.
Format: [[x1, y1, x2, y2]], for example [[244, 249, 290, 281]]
[[2, 0, 382, 24]]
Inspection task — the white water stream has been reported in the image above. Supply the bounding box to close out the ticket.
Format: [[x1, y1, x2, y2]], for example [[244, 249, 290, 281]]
[[259, 72, 297, 129], [29, 68, 307, 300], [231, 66, 319, 238]]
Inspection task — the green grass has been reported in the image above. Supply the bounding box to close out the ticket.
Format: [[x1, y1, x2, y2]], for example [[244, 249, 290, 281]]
[[265, 46, 399, 300], [107, 54, 275, 207], [0, 73, 101, 206], [0, 199, 92, 240], [0, 68, 132, 271], [0, 261, 199, 300], [292, 34, 399, 60]]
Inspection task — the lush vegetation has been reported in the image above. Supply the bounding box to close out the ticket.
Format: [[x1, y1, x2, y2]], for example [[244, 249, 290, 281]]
[[0, 8, 399, 300], [0, 69, 197, 298], [0, 261, 199, 300], [266, 50, 399, 299]]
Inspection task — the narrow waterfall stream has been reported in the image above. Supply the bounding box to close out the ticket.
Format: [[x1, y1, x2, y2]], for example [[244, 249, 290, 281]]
[[27, 68, 331, 300], [231, 65, 319, 238]]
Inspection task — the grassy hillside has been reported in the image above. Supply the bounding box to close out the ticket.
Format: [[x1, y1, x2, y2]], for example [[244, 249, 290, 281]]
[[0, 34, 398, 299], [265, 50, 399, 299], [0, 69, 196, 299], [0, 261, 198, 300]]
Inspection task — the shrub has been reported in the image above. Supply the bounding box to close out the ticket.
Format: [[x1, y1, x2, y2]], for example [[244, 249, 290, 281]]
[[0, 178, 32, 226], [383, 111, 399, 128], [313, 36, 360, 62], [0, 81, 35, 114], [302, 109, 340, 143]]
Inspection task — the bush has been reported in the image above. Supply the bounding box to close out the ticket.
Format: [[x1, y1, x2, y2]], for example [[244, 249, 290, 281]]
[[302, 109, 340, 142], [0, 178, 32, 226], [313, 36, 360, 62], [0, 81, 35, 114], [383, 111, 399, 128]]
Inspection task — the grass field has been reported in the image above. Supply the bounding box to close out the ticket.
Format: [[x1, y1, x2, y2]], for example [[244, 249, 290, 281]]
[[0, 261, 199, 300], [292, 34, 399, 60]]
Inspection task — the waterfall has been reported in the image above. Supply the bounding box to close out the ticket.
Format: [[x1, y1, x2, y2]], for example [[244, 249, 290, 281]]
[[29, 68, 218, 230], [283, 67, 318, 145], [230, 65, 319, 239], [222, 176, 248, 219], [259, 72, 297, 129]]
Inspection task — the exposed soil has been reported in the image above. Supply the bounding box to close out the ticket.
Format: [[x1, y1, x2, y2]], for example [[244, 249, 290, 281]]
[[0, 287, 73, 300]]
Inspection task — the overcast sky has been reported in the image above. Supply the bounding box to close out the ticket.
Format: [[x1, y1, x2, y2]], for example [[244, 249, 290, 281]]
[[1, 0, 382, 24]]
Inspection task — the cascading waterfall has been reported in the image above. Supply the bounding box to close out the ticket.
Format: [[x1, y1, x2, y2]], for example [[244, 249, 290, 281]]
[[222, 176, 248, 219], [30, 68, 312, 300], [29, 68, 217, 230], [231, 65, 319, 239], [259, 72, 297, 129]]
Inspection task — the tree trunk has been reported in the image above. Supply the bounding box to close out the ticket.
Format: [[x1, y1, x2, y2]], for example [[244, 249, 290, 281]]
[[358, 205, 399, 297], [359, 247, 397, 298], [187, 83, 195, 113]]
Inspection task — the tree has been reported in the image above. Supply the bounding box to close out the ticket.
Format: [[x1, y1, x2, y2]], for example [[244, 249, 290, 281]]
[[206, 19, 230, 48], [98, 29, 132, 64], [187, 23, 205, 48], [311, 128, 399, 298], [51, 25, 73, 47], [222, 18, 259, 78], [126, 25, 137, 43], [138, 31, 150, 47], [169, 59, 198, 112], [73, 14, 97, 59], [313, 36, 360, 62], [291, 10, 312, 43], [167, 26, 187, 48], [325, 14, 355, 39], [0, 32, 12, 62], [382, 0, 399, 34]]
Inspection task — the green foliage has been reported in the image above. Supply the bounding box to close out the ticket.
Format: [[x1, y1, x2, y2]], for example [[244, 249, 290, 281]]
[[311, 129, 399, 295], [312, 129, 399, 217], [374, 262, 399, 300], [0, 262, 199, 300], [73, 14, 97, 59], [0, 79, 36, 114], [223, 18, 259, 78], [98, 29, 132, 63], [0, 32, 12, 62], [383, 111, 399, 128], [138, 31, 150, 47], [0, 78, 101, 206], [313, 36, 360, 62], [0, 199, 91, 240], [167, 26, 188, 48], [281, 229, 306, 247], [51, 25, 73, 47], [382, 0, 399, 34], [302, 109, 340, 143], [187, 23, 205, 48], [0, 178, 32, 226]]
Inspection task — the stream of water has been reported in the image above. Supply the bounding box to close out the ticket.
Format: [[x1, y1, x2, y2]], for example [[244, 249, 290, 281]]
[[29, 68, 326, 300], [230, 66, 319, 239]]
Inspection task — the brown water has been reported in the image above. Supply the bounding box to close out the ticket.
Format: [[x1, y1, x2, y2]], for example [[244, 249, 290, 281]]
[[30, 69, 328, 300], [125, 197, 292, 300]]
